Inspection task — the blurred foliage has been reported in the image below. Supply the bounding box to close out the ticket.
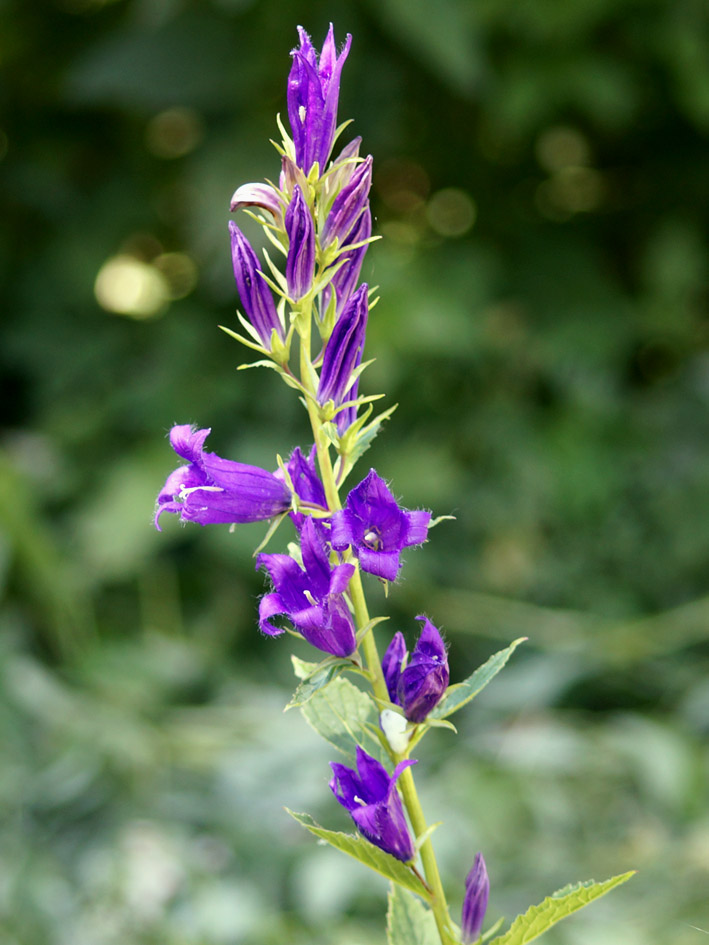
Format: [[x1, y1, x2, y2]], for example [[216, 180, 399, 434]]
[[1, 0, 709, 942]]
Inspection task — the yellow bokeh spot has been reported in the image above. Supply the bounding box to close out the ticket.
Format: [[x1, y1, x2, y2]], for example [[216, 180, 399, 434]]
[[426, 188, 477, 237], [94, 255, 169, 318]]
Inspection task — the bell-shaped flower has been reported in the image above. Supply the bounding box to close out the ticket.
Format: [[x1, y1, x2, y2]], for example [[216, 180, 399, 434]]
[[317, 283, 368, 419], [331, 470, 431, 581], [230, 181, 284, 226], [285, 445, 327, 531], [285, 185, 316, 300], [382, 617, 449, 722], [329, 747, 416, 862], [155, 425, 291, 530], [256, 518, 356, 657], [287, 24, 352, 175], [229, 222, 283, 349], [461, 852, 490, 943], [322, 155, 372, 248]]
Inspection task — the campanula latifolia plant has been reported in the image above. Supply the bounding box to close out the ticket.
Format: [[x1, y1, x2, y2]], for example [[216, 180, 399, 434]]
[[155, 24, 634, 945]]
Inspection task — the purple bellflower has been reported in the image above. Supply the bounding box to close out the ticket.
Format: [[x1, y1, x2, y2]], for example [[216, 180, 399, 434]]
[[329, 747, 416, 862], [461, 852, 490, 943], [382, 617, 449, 722], [322, 155, 372, 248], [331, 470, 431, 581], [229, 222, 283, 349], [285, 185, 316, 300], [230, 181, 284, 227], [317, 283, 368, 419], [155, 425, 291, 530], [256, 517, 357, 657], [328, 205, 372, 315], [285, 445, 328, 531], [287, 24, 352, 175]]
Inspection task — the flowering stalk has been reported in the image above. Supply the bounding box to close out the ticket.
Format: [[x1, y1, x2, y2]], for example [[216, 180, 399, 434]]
[[154, 23, 634, 945]]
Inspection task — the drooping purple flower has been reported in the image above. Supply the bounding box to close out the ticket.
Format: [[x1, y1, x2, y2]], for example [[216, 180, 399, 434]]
[[317, 283, 368, 414], [382, 618, 449, 722], [322, 155, 372, 247], [287, 24, 352, 175], [155, 425, 291, 530], [229, 222, 283, 349], [329, 747, 416, 862], [285, 185, 316, 300], [461, 852, 490, 944], [256, 517, 356, 657], [330, 470, 431, 581], [230, 181, 284, 226], [285, 445, 328, 531]]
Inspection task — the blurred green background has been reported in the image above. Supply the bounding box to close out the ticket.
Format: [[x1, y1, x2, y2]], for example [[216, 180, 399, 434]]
[[2, 0, 709, 942]]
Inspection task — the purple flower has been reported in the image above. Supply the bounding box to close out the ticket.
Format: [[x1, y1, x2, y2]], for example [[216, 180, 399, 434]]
[[285, 185, 316, 300], [329, 206, 372, 315], [229, 222, 283, 349], [287, 24, 352, 175], [322, 155, 372, 247], [382, 618, 449, 722], [286, 445, 328, 531], [329, 747, 416, 862], [317, 283, 368, 415], [155, 425, 291, 530], [230, 182, 284, 226], [461, 852, 490, 943], [330, 470, 431, 581], [256, 518, 356, 657]]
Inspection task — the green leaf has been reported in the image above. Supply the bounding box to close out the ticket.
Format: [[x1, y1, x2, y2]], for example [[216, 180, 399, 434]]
[[488, 871, 636, 945], [431, 638, 526, 720], [300, 675, 387, 764], [287, 810, 430, 901], [285, 655, 351, 710], [387, 883, 439, 945]]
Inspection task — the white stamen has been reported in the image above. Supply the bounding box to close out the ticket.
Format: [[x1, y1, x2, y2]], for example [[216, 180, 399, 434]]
[[299, 105, 306, 122]]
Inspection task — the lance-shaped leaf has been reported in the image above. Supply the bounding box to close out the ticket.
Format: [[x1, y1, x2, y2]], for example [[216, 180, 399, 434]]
[[387, 884, 440, 945], [300, 674, 387, 765], [285, 654, 352, 710], [488, 872, 636, 945], [287, 810, 431, 901], [431, 638, 526, 720]]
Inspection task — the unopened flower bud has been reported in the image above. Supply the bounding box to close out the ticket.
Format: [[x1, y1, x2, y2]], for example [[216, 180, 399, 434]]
[[285, 185, 316, 300], [461, 852, 489, 943]]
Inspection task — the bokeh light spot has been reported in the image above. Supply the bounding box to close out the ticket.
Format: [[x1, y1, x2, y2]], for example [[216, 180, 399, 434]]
[[146, 108, 204, 160], [154, 252, 198, 300], [94, 255, 169, 318], [376, 158, 430, 213], [426, 188, 477, 237], [535, 125, 591, 172]]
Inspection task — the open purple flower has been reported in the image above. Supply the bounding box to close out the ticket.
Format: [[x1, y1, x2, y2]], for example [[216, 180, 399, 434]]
[[382, 618, 449, 722], [462, 852, 490, 943], [229, 222, 283, 349], [287, 24, 352, 175], [285, 185, 315, 300], [329, 747, 416, 862], [155, 425, 291, 530], [330, 470, 431, 581], [256, 517, 356, 657]]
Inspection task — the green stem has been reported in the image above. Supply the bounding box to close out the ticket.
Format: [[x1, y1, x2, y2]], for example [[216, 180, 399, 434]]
[[295, 296, 453, 945], [399, 764, 456, 945]]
